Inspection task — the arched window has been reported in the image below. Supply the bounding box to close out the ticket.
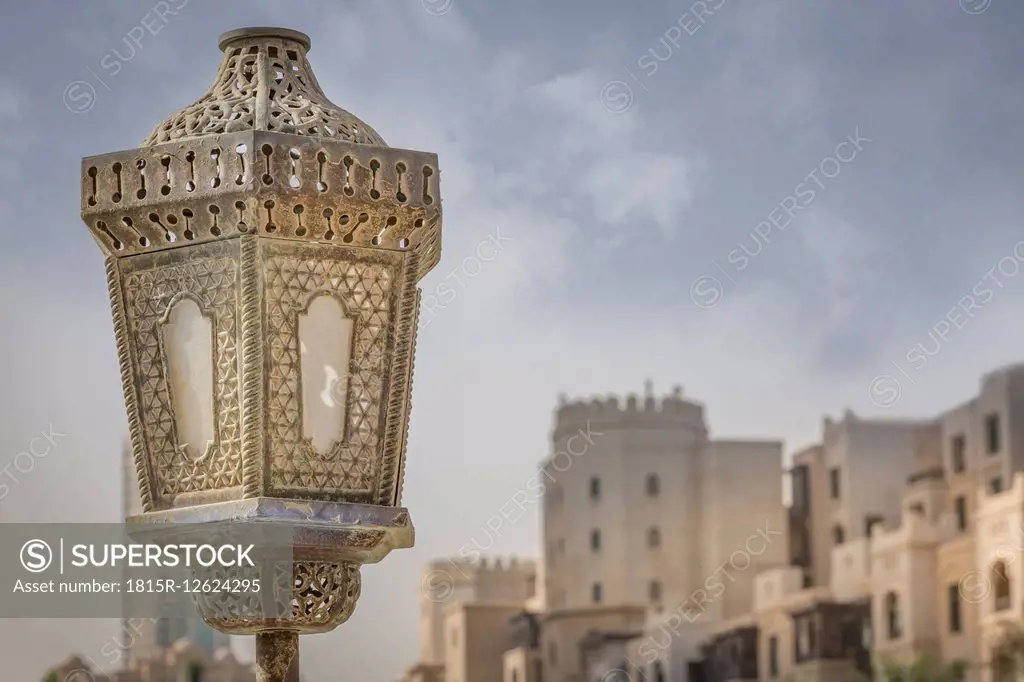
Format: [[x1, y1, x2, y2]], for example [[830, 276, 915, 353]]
[[651, 660, 665, 682], [646, 474, 660, 497], [832, 524, 845, 546], [647, 526, 661, 548], [993, 560, 1012, 612], [885, 591, 902, 640]]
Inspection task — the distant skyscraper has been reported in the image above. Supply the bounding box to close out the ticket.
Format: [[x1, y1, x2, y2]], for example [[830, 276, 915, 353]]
[[121, 436, 230, 660]]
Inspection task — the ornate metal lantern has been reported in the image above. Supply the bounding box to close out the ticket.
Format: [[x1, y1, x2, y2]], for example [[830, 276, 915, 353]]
[[80, 27, 441, 680]]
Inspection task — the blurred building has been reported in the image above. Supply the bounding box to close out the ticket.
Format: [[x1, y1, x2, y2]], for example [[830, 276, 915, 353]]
[[399, 364, 1024, 682], [120, 436, 232, 661], [45, 640, 254, 682]]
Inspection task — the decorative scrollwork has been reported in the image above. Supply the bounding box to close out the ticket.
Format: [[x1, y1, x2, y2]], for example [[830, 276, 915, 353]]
[[143, 33, 386, 147], [195, 560, 361, 635]]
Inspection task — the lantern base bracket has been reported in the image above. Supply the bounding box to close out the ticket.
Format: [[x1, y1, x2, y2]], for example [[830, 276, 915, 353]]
[[127, 497, 414, 565]]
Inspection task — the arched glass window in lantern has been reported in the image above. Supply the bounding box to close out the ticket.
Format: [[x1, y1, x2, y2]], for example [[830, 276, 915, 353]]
[[80, 27, 442, 681]]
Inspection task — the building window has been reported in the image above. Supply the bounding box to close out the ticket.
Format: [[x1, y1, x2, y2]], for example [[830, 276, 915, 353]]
[[649, 580, 662, 603], [512, 670, 518, 682], [647, 526, 661, 548], [993, 561, 1011, 612], [829, 467, 841, 499], [832, 524, 845, 546], [526, 575, 536, 598], [994, 649, 1015, 682], [948, 583, 962, 633], [951, 434, 966, 472], [986, 413, 1001, 454], [646, 473, 660, 497], [991, 476, 1004, 495], [885, 592, 902, 640], [592, 582, 603, 604], [955, 496, 967, 531], [651, 661, 665, 682], [185, 662, 204, 682], [795, 616, 814, 661], [590, 529, 601, 552], [590, 476, 601, 500], [155, 618, 170, 648], [769, 635, 779, 678]]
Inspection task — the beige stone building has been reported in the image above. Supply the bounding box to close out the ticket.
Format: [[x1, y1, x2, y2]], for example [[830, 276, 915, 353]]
[[694, 363, 1024, 682], [46, 639, 255, 682], [404, 556, 539, 682], [401, 364, 1024, 682]]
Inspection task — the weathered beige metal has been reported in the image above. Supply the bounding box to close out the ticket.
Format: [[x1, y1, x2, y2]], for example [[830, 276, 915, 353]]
[[81, 26, 441, 678]]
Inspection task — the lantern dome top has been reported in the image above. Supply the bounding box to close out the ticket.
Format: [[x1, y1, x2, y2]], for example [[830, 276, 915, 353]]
[[142, 27, 387, 148]]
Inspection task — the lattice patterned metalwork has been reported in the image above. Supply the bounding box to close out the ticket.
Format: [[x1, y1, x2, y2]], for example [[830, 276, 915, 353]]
[[144, 28, 387, 147], [120, 244, 242, 499]]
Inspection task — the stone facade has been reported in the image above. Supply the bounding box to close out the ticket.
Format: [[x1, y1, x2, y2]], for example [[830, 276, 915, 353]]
[[543, 384, 787, 621], [403, 557, 538, 682]]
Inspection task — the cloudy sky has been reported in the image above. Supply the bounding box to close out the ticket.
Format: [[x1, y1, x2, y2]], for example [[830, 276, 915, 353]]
[[2, 0, 1024, 679]]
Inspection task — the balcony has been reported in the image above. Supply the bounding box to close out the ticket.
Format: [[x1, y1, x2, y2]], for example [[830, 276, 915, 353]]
[[790, 600, 872, 678], [507, 611, 541, 650], [700, 626, 758, 682]]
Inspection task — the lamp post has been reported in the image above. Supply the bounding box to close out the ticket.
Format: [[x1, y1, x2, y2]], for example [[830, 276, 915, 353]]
[[80, 27, 442, 681]]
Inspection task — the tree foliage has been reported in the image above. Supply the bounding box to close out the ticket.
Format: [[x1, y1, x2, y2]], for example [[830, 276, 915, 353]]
[[876, 654, 967, 682]]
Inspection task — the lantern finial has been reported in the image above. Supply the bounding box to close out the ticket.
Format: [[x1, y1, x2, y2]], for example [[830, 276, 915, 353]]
[[142, 25, 386, 147]]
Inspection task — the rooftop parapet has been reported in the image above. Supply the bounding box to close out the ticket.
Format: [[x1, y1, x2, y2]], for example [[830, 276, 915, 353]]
[[552, 383, 707, 440]]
